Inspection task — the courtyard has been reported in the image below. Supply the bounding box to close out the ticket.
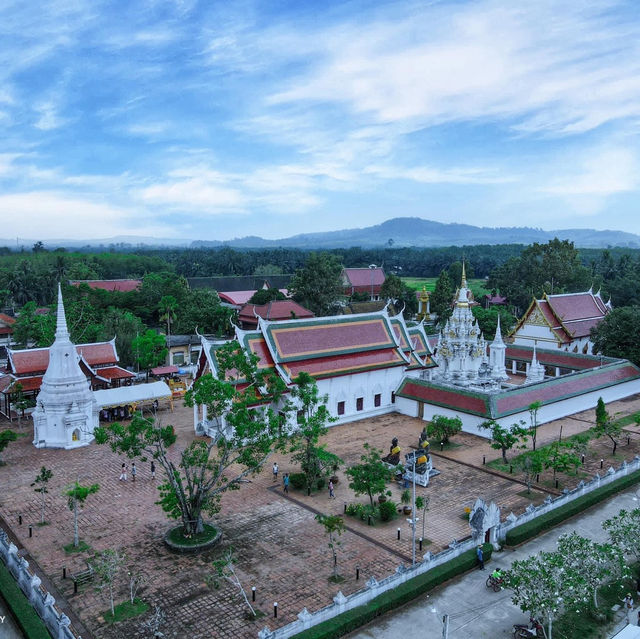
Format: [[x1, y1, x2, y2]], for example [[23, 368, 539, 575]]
[[1, 394, 640, 639]]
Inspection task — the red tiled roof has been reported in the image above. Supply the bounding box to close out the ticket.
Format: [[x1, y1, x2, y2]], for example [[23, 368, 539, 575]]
[[7, 376, 43, 393], [238, 301, 314, 324], [0, 375, 14, 393], [397, 380, 490, 416], [151, 365, 179, 376], [342, 267, 386, 288], [95, 366, 135, 380], [0, 327, 13, 336], [505, 345, 601, 370], [0, 313, 16, 326], [10, 342, 117, 374], [546, 291, 608, 322], [282, 347, 405, 380], [70, 279, 142, 292], [266, 317, 396, 362]]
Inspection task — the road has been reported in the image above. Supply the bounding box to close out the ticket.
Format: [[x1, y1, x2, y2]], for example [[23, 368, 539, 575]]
[[349, 486, 640, 639]]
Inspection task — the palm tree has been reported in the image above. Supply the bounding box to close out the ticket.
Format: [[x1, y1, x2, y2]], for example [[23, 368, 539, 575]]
[[158, 295, 178, 339]]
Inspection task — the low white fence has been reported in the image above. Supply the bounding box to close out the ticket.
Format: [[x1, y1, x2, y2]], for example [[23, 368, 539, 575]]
[[258, 455, 640, 639], [0, 529, 82, 639]]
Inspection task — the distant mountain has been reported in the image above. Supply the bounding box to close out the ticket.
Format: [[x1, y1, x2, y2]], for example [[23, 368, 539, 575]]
[[3, 218, 639, 251], [191, 217, 640, 249]]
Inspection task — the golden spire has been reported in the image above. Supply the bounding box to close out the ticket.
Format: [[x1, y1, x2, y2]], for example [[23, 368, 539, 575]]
[[461, 261, 467, 289]]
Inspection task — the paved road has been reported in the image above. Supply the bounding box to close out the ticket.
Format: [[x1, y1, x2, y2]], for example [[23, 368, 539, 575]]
[[349, 486, 640, 639]]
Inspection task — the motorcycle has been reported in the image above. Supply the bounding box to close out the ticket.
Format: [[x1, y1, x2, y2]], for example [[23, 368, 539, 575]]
[[512, 617, 544, 638]]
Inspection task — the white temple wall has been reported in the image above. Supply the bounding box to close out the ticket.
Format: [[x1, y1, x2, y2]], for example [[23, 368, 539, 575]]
[[512, 325, 558, 348]]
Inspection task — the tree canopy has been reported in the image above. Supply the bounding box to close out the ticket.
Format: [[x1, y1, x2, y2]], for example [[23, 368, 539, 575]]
[[288, 252, 343, 316]]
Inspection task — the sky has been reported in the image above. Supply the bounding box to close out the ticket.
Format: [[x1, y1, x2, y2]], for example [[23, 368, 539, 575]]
[[1, 0, 640, 243]]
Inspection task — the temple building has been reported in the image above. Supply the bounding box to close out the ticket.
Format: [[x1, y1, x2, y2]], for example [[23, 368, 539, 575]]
[[510, 289, 611, 355], [31, 286, 98, 449], [341, 266, 386, 300], [192, 307, 436, 434]]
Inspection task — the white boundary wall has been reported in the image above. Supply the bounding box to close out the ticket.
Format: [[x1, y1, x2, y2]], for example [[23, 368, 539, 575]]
[[0, 530, 81, 639]]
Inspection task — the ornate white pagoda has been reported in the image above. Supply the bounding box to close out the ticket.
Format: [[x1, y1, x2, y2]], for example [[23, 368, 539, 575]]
[[432, 265, 507, 388], [32, 285, 98, 449]]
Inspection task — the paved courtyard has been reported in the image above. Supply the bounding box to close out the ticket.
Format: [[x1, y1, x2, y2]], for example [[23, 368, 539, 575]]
[[0, 395, 639, 638]]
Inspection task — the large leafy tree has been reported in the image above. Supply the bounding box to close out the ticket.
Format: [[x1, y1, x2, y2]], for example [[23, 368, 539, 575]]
[[380, 274, 418, 315], [603, 508, 640, 561], [591, 306, 640, 366], [478, 420, 528, 464], [346, 443, 392, 507], [425, 414, 462, 444], [158, 295, 178, 338], [173, 289, 235, 336], [515, 449, 546, 494], [132, 329, 168, 380], [471, 306, 516, 340], [288, 372, 341, 496], [0, 430, 18, 464], [430, 270, 454, 324], [248, 288, 286, 305], [97, 342, 290, 535], [99, 307, 146, 368], [288, 252, 343, 316]]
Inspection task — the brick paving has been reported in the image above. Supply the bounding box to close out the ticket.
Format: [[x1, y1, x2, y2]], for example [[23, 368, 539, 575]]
[[0, 395, 638, 638]]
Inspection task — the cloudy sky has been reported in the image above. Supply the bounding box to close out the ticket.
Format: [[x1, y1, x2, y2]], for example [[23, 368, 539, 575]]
[[1, 0, 640, 242]]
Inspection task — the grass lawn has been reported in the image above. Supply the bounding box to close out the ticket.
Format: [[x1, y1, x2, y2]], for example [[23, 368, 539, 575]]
[[103, 598, 149, 624], [166, 523, 218, 546], [63, 540, 91, 554], [402, 277, 491, 299]]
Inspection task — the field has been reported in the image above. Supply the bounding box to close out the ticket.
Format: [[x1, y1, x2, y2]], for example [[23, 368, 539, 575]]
[[401, 277, 491, 299]]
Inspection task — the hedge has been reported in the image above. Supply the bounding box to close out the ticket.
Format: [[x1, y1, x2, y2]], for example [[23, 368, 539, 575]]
[[505, 468, 640, 546], [0, 560, 52, 639], [290, 543, 492, 639]]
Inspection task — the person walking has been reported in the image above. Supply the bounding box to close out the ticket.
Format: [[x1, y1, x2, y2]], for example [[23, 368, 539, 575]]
[[273, 462, 279, 482], [150, 461, 156, 480], [328, 480, 335, 499], [119, 463, 127, 481], [283, 473, 289, 494], [131, 462, 137, 482], [623, 593, 634, 624], [476, 545, 484, 570]]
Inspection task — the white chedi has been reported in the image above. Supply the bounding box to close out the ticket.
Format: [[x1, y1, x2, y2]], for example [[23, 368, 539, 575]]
[[32, 285, 98, 449]]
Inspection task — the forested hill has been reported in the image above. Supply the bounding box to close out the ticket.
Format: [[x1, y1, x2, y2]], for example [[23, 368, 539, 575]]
[[191, 217, 640, 249]]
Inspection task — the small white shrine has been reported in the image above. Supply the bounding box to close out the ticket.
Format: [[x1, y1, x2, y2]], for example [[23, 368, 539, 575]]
[[32, 285, 98, 449]]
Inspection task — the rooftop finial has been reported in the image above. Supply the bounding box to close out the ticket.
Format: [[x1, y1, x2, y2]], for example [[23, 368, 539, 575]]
[[461, 261, 467, 288], [55, 283, 70, 339]]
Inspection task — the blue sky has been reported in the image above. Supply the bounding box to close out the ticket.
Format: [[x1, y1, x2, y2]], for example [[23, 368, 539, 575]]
[[1, 0, 640, 242]]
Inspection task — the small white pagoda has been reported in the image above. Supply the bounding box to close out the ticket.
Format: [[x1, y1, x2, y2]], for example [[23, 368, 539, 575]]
[[32, 285, 98, 448]]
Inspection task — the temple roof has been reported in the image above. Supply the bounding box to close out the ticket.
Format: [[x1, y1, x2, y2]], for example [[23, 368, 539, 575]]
[[238, 300, 314, 326], [8, 341, 119, 375], [397, 360, 640, 419], [342, 267, 386, 288], [69, 279, 142, 292]]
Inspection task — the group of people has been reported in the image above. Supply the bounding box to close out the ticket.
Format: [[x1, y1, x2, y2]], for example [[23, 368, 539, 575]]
[[119, 461, 156, 481]]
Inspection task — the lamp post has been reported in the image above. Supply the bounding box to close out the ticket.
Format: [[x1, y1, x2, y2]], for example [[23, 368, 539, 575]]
[[368, 264, 377, 301]]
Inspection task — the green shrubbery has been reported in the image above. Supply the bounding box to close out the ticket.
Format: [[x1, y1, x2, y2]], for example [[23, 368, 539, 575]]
[[289, 472, 325, 491], [505, 469, 640, 546], [345, 501, 398, 524], [0, 561, 52, 639], [291, 543, 493, 639]]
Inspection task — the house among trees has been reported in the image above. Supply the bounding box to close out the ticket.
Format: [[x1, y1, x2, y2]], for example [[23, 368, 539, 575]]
[[0, 312, 16, 347], [69, 279, 142, 292], [237, 300, 314, 330], [341, 266, 385, 300], [510, 289, 612, 355]]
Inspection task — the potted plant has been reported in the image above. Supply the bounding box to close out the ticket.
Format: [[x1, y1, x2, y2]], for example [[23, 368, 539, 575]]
[[378, 490, 392, 504], [401, 489, 412, 515]]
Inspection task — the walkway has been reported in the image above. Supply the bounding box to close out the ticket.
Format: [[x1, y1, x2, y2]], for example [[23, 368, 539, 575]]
[[349, 485, 640, 639]]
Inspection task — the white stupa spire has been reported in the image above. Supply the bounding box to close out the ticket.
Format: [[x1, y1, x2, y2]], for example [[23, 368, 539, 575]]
[[526, 340, 545, 384], [55, 283, 70, 339]]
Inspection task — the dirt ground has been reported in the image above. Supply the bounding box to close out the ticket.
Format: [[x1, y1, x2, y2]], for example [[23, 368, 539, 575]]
[[1, 394, 639, 639]]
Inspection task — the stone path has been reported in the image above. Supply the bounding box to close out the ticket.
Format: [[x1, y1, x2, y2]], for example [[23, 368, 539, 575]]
[[0, 394, 638, 638]]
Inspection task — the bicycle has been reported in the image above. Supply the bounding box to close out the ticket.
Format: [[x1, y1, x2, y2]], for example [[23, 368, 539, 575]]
[[485, 574, 502, 592]]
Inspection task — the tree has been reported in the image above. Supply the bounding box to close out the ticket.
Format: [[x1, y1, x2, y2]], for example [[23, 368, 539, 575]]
[[414, 495, 429, 542], [430, 270, 454, 323], [97, 343, 289, 536], [380, 274, 417, 315], [132, 330, 168, 381], [158, 295, 178, 339], [603, 508, 640, 561], [528, 401, 542, 451], [315, 514, 345, 581], [542, 441, 581, 483], [31, 466, 53, 524], [288, 252, 343, 316], [556, 532, 629, 608], [425, 414, 462, 445], [504, 550, 579, 639], [594, 397, 622, 454], [591, 307, 640, 365], [248, 288, 286, 305], [65, 481, 99, 547], [12, 383, 34, 428], [99, 308, 145, 368], [346, 443, 392, 507], [173, 289, 234, 337], [90, 549, 125, 617], [0, 430, 18, 464], [288, 372, 340, 496], [515, 449, 545, 494], [253, 264, 284, 276], [127, 567, 148, 605], [471, 306, 516, 340], [478, 420, 528, 464], [207, 547, 256, 618], [140, 605, 166, 638]]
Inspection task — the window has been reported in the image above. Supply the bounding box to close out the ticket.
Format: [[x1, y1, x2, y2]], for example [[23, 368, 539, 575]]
[[356, 397, 363, 411], [374, 393, 381, 407], [391, 392, 396, 404], [337, 401, 345, 415], [190, 350, 199, 364], [173, 352, 185, 366]]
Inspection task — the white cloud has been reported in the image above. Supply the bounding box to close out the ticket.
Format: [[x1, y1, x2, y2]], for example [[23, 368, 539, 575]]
[[365, 164, 516, 185]]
